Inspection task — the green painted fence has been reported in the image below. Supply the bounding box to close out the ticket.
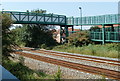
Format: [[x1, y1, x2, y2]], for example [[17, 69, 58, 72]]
[[67, 14, 120, 25], [90, 31, 120, 42]]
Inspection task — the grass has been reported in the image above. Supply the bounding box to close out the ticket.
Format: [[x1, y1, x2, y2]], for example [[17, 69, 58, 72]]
[[54, 66, 62, 81], [2, 56, 55, 81], [52, 43, 119, 58]]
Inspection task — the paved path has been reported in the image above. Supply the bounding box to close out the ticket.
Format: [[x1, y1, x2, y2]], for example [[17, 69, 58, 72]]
[[0, 65, 19, 81]]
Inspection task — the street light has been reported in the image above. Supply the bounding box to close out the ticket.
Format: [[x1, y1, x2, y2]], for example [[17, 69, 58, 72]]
[[79, 7, 82, 31]]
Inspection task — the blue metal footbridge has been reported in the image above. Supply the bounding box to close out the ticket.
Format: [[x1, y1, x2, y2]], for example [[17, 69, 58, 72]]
[[2, 11, 120, 44]]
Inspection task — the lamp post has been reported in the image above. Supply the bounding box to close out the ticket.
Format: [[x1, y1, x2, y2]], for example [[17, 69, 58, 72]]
[[79, 7, 82, 31]]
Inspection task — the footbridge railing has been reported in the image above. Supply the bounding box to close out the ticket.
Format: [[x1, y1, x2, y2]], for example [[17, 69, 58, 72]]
[[67, 14, 120, 25], [90, 31, 120, 43]]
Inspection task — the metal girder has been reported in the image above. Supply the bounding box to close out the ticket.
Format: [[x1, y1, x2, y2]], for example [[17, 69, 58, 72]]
[[2, 11, 66, 25]]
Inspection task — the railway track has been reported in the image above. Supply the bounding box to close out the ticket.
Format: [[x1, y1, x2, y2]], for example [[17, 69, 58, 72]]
[[13, 51, 120, 80], [19, 47, 120, 66]]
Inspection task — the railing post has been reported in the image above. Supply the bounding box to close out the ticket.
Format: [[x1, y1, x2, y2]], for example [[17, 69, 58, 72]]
[[19, 12, 21, 21], [28, 12, 29, 22], [65, 25, 69, 37], [94, 32, 95, 39], [114, 32, 116, 40], [58, 15, 60, 23], [108, 32, 110, 40], [36, 13, 37, 22], [44, 14, 45, 22], [51, 14, 53, 23], [72, 17, 74, 25], [102, 24, 105, 44]]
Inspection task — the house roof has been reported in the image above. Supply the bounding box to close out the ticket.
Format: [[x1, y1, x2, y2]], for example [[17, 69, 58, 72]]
[[97, 24, 119, 28], [68, 28, 80, 31]]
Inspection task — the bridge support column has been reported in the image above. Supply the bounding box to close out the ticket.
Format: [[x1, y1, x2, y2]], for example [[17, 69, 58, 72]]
[[111, 24, 114, 31], [60, 25, 69, 43], [72, 26, 74, 33], [60, 26, 63, 43], [65, 26, 69, 37], [65, 26, 69, 43], [102, 25, 105, 44]]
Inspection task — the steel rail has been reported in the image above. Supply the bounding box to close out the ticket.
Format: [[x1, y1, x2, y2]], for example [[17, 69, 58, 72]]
[[29, 50, 120, 66], [19, 47, 120, 66], [13, 51, 120, 80]]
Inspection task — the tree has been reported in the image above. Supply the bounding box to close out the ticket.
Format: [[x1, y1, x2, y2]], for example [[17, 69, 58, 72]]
[[23, 24, 57, 48], [11, 26, 26, 47], [31, 9, 46, 13], [12, 9, 57, 48], [2, 13, 14, 56], [89, 26, 100, 31]]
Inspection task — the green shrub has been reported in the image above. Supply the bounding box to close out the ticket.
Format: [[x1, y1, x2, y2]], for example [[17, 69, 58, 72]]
[[40, 44, 47, 49], [2, 13, 14, 56], [67, 31, 91, 47], [54, 66, 62, 81], [2, 56, 54, 80], [89, 26, 100, 31]]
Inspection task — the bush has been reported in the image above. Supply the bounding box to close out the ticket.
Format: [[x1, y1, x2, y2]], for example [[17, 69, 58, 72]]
[[22, 24, 57, 48], [67, 31, 91, 47], [54, 66, 62, 81], [40, 44, 47, 49], [2, 13, 14, 56], [2, 56, 54, 80]]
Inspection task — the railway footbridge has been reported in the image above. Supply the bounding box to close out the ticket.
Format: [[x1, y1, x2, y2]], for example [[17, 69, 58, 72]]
[[2, 11, 120, 44]]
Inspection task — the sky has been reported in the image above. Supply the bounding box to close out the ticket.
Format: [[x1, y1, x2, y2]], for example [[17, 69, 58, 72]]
[[1, 2, 118, 17], [1, 1, 119, 29]]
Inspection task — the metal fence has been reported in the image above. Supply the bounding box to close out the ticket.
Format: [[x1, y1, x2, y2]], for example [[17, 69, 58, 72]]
[[90, 31, 120, 42]]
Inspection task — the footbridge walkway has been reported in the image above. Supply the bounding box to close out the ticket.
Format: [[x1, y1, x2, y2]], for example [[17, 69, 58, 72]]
[[2, 11, 120, 44]]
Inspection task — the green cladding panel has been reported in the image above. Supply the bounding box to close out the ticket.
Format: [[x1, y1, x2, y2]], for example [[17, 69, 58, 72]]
[[67, 14, 120, 25]]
